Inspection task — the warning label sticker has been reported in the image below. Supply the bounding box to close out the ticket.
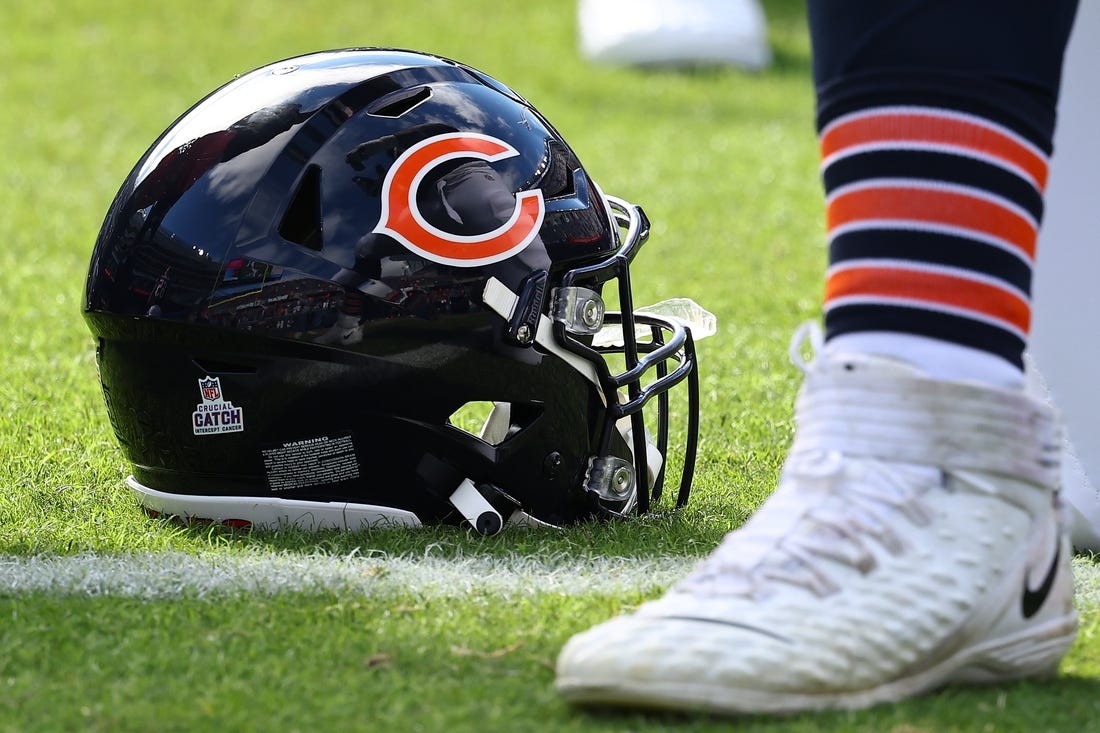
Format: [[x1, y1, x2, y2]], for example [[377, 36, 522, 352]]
[[261, 434, 360, 492]]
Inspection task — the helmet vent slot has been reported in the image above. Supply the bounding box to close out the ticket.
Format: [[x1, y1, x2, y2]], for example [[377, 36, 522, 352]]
[[278, 164, 324, 251], [367, 87, 432, 118], [538, 140, 579, 200], [448, 401, 541, 447], [448, 401, 498, 443]]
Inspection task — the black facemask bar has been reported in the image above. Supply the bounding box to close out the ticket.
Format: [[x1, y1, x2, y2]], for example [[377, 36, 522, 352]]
[[552, 196, 700, 517]]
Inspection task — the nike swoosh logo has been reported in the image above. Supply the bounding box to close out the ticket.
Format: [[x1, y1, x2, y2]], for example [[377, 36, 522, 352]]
[[1021, 540, 1061, 619]]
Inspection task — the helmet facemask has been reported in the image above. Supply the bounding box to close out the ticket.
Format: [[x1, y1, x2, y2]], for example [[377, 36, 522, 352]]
[[482, 195, 701, 521]]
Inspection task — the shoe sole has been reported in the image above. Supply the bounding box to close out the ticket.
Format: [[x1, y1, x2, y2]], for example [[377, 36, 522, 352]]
[[556, 612, 1078, 715]]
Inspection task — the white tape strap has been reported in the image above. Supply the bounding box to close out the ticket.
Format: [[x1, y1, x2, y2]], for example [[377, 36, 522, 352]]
[[792, 368, 1062, 489], [482, 277, 604, 394]]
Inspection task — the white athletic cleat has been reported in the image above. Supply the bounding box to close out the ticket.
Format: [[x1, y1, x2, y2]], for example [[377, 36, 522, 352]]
[[556, 323, 1078, 715]]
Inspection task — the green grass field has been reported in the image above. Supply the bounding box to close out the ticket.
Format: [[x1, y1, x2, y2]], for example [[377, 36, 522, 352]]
[[2, 1, 1098, 731]]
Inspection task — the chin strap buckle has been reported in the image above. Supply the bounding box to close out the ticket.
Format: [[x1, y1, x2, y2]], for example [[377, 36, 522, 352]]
[[448, 479, 505, 536], [583, 455, 638, 513]]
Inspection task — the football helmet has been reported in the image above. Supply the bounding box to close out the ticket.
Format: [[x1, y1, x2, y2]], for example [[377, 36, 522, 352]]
[[84, 48, 701, 534]]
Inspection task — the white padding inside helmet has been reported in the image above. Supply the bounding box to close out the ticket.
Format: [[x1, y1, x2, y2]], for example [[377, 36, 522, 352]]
[[616, 417, 664, 492], [478, 401, 513, 446]]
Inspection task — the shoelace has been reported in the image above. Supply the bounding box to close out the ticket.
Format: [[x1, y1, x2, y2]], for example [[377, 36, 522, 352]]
[[677, 323, 939, 599], [762, 452, 937, 595], [679, 451, 938, 598]]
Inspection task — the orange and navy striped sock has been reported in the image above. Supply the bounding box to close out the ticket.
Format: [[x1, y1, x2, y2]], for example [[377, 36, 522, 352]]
[[820, 105, 1050, 374]]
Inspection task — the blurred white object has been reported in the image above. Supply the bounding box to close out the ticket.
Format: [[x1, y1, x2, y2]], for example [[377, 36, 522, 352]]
[[1030, 1, 1100, 551], [1025, 356, 1100, 551], [578, 0, 771, 70]]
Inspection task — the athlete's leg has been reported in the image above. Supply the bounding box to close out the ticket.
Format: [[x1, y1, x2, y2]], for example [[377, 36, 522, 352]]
[[556, 0, 1081, 715], [812, 0, 1077, 387], [1029, 0, 1100, 551]]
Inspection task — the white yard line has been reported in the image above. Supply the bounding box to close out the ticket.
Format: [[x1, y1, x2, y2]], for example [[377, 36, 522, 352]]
[[0, 551, 700, 599], [1, 552, 1097, 610]]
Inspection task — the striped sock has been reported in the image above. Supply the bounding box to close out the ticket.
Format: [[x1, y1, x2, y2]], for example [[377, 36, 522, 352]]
[[819, 105, 1050, 380]]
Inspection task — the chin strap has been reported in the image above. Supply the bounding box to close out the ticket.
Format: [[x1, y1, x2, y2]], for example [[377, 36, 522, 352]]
[[448, 479, 505, 536]]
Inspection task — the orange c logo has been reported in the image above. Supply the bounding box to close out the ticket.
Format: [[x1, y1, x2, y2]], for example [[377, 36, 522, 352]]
[[373, 132, 545, 267]]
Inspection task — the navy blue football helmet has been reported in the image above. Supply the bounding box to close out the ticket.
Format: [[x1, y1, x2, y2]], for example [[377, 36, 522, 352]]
[[84, 49, 699, 534]]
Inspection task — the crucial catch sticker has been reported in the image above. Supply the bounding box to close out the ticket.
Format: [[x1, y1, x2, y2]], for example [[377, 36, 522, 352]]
[[192, 376, 244, 436]]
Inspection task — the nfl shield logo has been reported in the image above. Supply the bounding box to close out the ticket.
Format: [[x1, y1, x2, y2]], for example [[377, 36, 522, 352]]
[[199, 377, 221, 402]]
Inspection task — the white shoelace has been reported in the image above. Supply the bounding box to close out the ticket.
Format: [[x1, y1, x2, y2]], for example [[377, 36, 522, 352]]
[[679, 449, 939, 598], [677, 323, 941, 599]]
